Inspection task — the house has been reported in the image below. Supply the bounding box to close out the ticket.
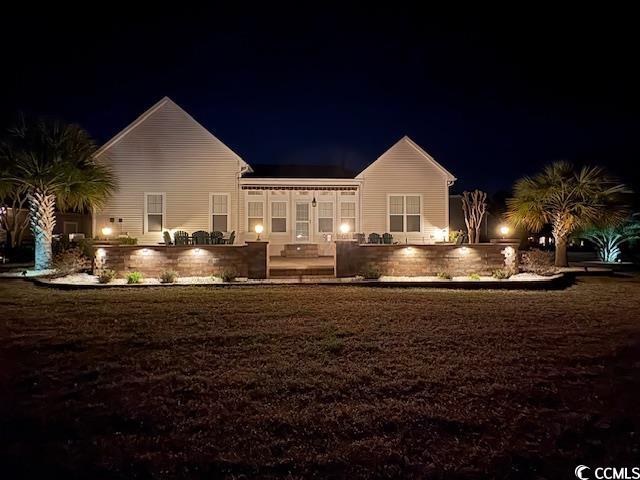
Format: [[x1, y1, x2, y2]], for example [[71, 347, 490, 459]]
[[93, 97, 456, 256]]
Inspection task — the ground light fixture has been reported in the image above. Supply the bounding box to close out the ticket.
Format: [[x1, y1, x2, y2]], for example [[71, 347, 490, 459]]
[[101, 226, 113, 236], [255, 224, 264, 240]]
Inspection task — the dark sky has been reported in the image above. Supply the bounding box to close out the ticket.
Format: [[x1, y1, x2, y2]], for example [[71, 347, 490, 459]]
[[2, 6, 639, 194]]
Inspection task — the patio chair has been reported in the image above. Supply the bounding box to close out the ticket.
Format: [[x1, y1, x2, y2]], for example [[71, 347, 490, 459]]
[[382, 233, 393, 244], [368, 233, 381, 244], [174, 230, 190, 246], [354, 233, 366, 244], [162, 231, 173, 246], [210, 231, 224, 244], [225, 230, 236, 245], [192, 230, 210, 245]]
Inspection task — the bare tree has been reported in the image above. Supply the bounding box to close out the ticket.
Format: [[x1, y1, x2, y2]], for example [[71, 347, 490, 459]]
[[0, 192, 30, 248], [461, 190, 487, 243]]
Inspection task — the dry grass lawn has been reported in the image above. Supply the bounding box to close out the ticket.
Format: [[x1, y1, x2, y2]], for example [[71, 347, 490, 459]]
[[1, 276, 640, 479]]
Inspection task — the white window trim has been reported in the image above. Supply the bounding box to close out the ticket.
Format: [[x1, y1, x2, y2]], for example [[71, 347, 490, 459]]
[[386, 194, 423, 233], [144, 192, 166, 234], [316, 200, 335, 234], [209, 192, 230, 233], [270, 199, 288, 233], [245, 192, 266, 234]]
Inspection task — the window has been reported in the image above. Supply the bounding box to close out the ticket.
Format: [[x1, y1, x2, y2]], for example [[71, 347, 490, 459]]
[[340, 201, 356, 232], [145, 193, 165, 233], [211, 194, 229, 232], [318, 202, 333, 232], [389, 195, 421, 232], [248, 201, 264, 232], [271, 201, 287, 233]]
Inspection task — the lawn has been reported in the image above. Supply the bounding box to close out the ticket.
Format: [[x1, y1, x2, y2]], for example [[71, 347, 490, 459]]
[[1, 276, 640, 479]]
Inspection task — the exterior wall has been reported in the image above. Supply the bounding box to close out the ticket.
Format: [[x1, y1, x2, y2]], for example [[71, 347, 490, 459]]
[[93, 98, 246, 245], [93, 242, 268, 279], [335, 241, 518, 277], [358, 138, 451, 243]]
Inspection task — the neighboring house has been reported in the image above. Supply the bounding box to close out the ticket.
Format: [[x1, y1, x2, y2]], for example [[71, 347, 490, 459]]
[[93, 97, 457, 255]]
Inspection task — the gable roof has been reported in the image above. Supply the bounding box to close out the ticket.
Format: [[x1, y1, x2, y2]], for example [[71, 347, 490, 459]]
[[356, 135, 456, 183], [93, 96, 252, 172]]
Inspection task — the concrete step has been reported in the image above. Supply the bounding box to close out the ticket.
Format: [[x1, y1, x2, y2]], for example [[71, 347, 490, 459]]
[[281, 244, 319, 258], [269, 266, 335, 277]]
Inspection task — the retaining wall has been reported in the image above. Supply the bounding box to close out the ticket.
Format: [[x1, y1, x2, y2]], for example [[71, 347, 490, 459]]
[[335, 241, 518, 277], [93, 241, 268, 279]]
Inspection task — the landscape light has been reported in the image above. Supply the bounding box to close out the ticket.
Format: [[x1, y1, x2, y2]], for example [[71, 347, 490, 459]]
[[339, 223, 351, 234], [499, 225, 509, 238], [101, 226, 113, 236], [255, 224, 264, 240]]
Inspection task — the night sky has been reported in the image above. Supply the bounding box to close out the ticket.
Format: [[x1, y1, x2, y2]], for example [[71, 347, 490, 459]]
[[2, 6, 639, 195]]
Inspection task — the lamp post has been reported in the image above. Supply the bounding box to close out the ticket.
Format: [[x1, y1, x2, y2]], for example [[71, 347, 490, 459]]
[[255, 224, 264, 241], [339, 222, 351, 239]]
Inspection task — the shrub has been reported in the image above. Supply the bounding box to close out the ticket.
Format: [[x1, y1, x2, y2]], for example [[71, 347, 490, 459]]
[[521, 249, 556, 275], [468, 273, 481, 280], [360, 264, 382, 280], [159, 270, 178, 284], [118, 237, 138, 245], [126, 271, 143, 284], [221, 269, 237, 282], [52, 247, 91, 277], [448, 229, 463, 243], [436, 271, 452, 280], [492, 268, 512, 279], [97, 269, 116, 284]]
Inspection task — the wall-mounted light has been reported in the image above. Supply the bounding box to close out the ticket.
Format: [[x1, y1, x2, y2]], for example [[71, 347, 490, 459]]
[[339, 223, 351, 234], [459, 246, 469, 255], [312, 196, 317, 207], [141, 248, 151, 256], [101, 226, 113, 237], [403, 246, 415, 255], [255, 224, 264, 240], [499, 225, 510, 239], [193, 248, 202, 255]]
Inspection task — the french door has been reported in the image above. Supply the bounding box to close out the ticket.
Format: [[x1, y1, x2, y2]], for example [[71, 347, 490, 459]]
[[295, 202, 311, 242]]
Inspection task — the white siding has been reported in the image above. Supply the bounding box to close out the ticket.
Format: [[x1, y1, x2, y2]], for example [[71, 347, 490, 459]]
[[94, 98, 246, 244], [357, 137, 451, 243]]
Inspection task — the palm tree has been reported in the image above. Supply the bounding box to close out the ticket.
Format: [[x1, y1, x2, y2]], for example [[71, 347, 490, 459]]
[[577, 214, 640, 262], [0, 116, 115, 270], [506, 161, 629, 267]]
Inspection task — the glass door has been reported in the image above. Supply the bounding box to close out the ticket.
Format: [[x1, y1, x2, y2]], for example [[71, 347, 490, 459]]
[[295, 202, 311, 242]]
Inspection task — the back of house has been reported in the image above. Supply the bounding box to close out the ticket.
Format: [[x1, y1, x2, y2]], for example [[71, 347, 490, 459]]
[[93, 97, 456, 256]]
